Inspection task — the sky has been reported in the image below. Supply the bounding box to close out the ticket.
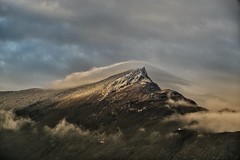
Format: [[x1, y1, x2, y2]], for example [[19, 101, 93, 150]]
[[0, 0, 239, 110]]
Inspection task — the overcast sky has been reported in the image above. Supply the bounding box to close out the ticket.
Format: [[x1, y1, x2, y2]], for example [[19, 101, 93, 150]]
[[0, 0, 239, 109]]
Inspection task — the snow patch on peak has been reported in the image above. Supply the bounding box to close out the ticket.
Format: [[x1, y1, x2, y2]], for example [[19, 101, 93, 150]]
[[111, 66, 152, 87], [102, 67, 153, 97], [126, 66, 152, 84]]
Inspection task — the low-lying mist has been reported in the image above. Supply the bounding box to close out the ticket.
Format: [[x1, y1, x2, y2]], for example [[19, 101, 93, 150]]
[[1, 109, 240, 160], [0, 110, 169, 160], [164, 111, 240, 133]]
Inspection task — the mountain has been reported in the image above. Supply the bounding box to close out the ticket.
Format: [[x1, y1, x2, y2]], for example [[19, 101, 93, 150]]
[[0, 67, 239, 160], [9, 67, 206, 129]]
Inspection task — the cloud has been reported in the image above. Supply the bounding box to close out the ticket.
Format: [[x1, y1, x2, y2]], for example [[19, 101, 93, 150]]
[[176, 81, 240, 111], [0, 0, 239, 92], [0, 110, 34, 130], [0, 108, 123, 141], [49, 60, 189, 89], [0, 108, 239, 159], [43, 119, 124, 145], [164, 111, 240, 133], [167, 99, 196, 107], [44, 118, 90, 136]]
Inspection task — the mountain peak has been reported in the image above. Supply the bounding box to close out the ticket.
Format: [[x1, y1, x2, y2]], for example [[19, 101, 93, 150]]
[[128, 66, 152, 84], [131, 66, 151, 82], [136, 66, 147, 76], [102, 67, 156, 97]]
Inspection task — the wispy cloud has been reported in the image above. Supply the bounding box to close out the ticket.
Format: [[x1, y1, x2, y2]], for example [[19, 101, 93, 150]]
[[0, 110, 34, 130], [49, 60, 189, 89], [164, 111, 240, 133]]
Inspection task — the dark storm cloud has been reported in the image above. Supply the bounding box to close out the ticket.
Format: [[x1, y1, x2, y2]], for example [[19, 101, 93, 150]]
[[1, 0, 239, 57]]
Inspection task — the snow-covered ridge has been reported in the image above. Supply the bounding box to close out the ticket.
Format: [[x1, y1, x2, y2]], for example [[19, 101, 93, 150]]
[[103, 67, 153, 96]]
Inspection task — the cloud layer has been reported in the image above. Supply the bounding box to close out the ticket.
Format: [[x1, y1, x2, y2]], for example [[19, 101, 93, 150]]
[[164, 111, 240, 133], [0, 109, 240, 159], [50, 60, 189, 89], [0, 110, 34, 130]]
